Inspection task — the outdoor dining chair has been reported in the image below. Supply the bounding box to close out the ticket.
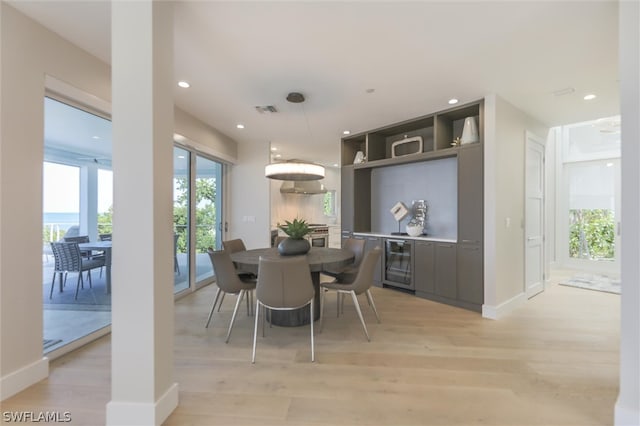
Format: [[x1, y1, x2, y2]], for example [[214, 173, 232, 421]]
[[49, 241, 106, 300]]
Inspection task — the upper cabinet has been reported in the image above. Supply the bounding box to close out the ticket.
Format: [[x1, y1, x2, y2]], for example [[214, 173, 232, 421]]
[[341, 100, 483, 168]]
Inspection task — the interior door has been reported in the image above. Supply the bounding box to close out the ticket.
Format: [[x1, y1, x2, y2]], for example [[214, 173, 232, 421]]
[[525, 132, 545, 298]]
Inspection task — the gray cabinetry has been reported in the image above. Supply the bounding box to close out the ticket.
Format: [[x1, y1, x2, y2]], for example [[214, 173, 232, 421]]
[[341, 165, 354, 231], [434, 243, 457, 299], [457, 243, 483, 305], [458, 144, 483, 244], [340, 99, 484, 313], [457, 143, 484, 308], [414, 241, 435, 294]]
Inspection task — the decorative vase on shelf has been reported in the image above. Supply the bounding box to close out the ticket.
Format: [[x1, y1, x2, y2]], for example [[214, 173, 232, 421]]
[[460, 116, 479, 144], [277, 218, 311, 256]]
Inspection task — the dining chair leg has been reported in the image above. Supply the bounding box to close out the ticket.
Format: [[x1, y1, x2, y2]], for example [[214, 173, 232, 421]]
[[310, 299, 315, 362], [205, 288, 223, 328], [319, 285, 326, 333], [252, 300, 260, 363], [365, 289, 381, 323], [336, 291, 340, 317], [262, 303, 267, 337], [75, 273, 83, 300], [217, 292, 226, 312], [225, 290, 245, 343], [50, 273, 57, 299], [87, 270, 93, 288], [350, 291, 370, 341]]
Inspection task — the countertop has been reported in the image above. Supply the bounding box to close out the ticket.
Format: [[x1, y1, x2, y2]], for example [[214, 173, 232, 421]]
[[353, 232, 457, 244]]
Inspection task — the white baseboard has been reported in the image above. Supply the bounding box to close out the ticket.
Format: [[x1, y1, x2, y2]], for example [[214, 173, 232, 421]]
[[106, 382, 178, 426], [615, 399, 640, 425], [0, 357, 49, 401], [482, 292, 527, 320]]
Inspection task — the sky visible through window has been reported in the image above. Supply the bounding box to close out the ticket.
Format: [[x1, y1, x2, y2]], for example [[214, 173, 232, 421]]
[[43, 162, 113, 213]]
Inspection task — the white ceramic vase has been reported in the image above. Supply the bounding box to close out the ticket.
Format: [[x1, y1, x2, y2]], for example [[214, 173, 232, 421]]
[[461, 116, 479, 144]]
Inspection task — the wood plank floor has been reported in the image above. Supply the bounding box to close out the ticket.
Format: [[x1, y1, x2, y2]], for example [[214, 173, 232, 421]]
[[2, 271, 619, 425]]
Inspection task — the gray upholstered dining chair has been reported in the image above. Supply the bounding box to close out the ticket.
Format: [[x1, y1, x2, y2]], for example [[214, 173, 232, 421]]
[[222, 238, 247, 253], [322, 237, 366, 282], [206, 249, 257, 343], [252, 255, 315, 363], [49, 241, 106, 300], [223, 238, 256, 281], [320, 246, 382, 341]]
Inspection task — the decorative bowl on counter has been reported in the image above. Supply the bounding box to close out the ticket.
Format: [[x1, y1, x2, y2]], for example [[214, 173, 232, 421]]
[[406, 223, 424, 237]]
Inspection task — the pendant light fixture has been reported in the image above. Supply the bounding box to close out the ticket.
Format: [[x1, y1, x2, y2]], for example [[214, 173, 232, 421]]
[[264, 92, 325, 181]]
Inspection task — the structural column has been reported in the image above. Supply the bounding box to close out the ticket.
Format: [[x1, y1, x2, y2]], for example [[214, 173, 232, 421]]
[[616, 1, 640, 425], [107, 2, 177, 425]]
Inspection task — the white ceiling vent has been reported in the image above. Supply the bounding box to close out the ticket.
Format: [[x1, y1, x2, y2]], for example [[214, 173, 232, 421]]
[[255, 105, 278, 114]]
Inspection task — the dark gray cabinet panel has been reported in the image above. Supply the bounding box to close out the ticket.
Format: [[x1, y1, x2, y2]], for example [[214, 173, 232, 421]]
[[457, 243, 483, 305], [458, 145, 483, 244], [341, 166, 354, 231], [434, 243, 457, 299], [353, 169, 372, 232], [414, 241, 435, 293]]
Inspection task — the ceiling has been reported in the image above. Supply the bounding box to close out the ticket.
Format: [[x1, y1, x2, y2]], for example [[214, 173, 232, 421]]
[[10, 1, 620, 168]]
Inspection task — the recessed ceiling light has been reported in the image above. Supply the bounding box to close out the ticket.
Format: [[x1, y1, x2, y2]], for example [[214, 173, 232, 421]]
[[343, 130, 351, 135], [274, 154, 282, 158], [448, 98, 459, 105], [178, 81, 190, 88], [584, 94, 596, 100], [606, 162, 614, 167], [177, 155, 185, 159], [92, 135, 100, 140], [236, 124, 245, 129], [270, 147, 277, 151], [333, 163, 339, 167]]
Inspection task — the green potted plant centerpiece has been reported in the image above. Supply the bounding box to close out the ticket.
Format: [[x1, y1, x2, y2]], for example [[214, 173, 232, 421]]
[[278, 218, 311, 256]]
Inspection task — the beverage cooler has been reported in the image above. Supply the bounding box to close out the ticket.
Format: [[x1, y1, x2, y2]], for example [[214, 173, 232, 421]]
[[383, 239, 414, 290]]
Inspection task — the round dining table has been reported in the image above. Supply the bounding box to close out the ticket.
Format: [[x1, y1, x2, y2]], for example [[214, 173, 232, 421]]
[[230, 247, 355, 326]]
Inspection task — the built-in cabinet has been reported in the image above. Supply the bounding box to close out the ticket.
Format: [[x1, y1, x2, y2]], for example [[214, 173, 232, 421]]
[[341, 99, 484, 313]]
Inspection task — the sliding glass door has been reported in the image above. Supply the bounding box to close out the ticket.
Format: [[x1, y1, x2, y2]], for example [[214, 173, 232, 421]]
[[173, 147, 190, 293], [42, 96, 113, 354], [174, 145, 224, 292]]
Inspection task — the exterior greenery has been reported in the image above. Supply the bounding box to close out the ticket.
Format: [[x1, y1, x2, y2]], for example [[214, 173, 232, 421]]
[[569, 209, 615, 260], [279, 218, 311, 239], [174, 177, 217, 254]]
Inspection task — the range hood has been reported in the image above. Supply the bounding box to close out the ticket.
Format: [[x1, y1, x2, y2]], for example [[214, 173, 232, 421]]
[[280, 180, 327, 195]]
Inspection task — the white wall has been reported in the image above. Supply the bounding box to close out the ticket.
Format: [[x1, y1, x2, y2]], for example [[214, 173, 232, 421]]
[[483, 94, 549, 318], [0, 3, 111, 399], [0, 3, 238, 400], [229, 141, 271, 249]]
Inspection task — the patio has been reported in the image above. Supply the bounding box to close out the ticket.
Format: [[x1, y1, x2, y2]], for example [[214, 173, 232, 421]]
[[42, 251, 214, 354]]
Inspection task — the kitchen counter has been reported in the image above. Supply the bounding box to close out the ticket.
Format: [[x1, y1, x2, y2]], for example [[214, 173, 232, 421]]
[[353, 232, 457, 244]]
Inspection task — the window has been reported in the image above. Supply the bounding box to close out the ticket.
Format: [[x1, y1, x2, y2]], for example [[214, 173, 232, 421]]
[[323, 190, 336, 217]]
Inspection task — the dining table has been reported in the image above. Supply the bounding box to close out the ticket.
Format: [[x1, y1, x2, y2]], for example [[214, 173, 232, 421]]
[[79, 241, 112, 294], [230, 247, 355, 327]]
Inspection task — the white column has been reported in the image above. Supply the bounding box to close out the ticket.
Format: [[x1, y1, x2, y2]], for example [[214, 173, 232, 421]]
[[80, 163, 99, 240], [106, 2, 177, 425], [615, 1, 640, 425]]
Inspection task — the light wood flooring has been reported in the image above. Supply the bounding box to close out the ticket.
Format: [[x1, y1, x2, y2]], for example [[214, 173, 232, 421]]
[[2, 272, 620, 425]]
